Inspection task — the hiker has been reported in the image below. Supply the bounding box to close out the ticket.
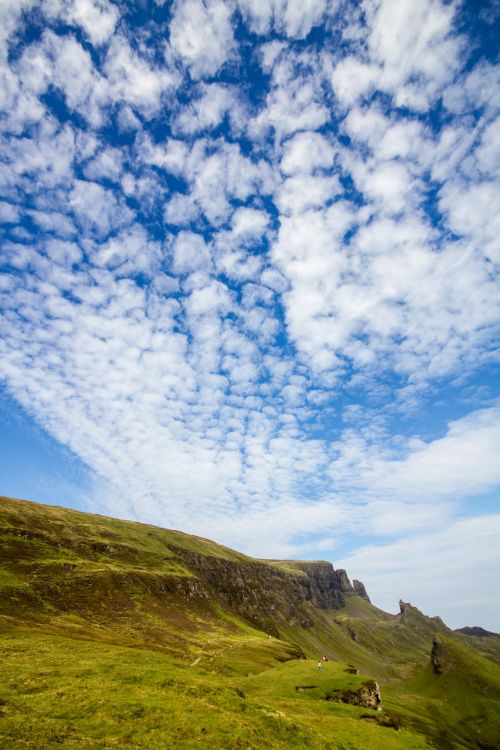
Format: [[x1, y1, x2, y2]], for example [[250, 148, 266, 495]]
[[318, 660, 323, 672], [322, 655, 327, 662]]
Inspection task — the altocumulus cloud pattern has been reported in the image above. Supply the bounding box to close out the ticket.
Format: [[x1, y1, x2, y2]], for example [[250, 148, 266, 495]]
[[1, 0, 500, 624]]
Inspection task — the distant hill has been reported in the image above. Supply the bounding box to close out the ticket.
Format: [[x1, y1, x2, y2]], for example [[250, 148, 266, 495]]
[[1, 495, 500, 750], [456, 626, 500, 638]]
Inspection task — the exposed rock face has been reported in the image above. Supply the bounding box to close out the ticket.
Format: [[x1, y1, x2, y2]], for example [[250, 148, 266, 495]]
[[336, 569, 355, 593], [169, 549, 369, 634], [431, 637, 447, 674], [353, 579, 370, 602], [293, 562, 346, 609], [327, 680, 382, 710]]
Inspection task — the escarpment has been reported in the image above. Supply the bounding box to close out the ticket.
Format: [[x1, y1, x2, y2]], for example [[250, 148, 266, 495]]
[[169, 548, 368, 633]]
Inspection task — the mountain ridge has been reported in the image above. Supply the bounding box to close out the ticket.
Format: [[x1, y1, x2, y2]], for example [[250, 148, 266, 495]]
[[0, 495, 374, 647]]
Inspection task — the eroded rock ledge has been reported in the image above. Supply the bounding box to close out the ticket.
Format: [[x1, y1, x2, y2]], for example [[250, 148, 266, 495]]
[[169, 547, 370, 633]]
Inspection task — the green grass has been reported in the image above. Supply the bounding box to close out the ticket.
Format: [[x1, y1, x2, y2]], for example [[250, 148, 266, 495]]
[[0, 627, 430, 750], [0, 567, 30, 592], [244, 658, 373, 700], [386, 637, 500, 750], [0, 495, 252, 564]]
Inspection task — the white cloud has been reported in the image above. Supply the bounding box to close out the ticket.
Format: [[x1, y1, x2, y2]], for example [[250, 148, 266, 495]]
[[164, 193, 200, 226], [331, 0, 461, 110], [84, 146, 123, 182], [443, 61, 500, 115], [66, 0, 119, 45], [169, 0, 234, 79], [4, 119, 76, 188], [329, 404, 500, 506], [354, 159, 416, 214], [105, 35, 178, 113], [250, 49, 329, 141], [116, 105, 141, 133], [0, 0, 36, 52], [331, 57, 379, 106], [29, 209, 76, 237], [17, 31, 108, 126], [475, 117, 500, 178], [90, 224, 164, 277], [70, 180, 132, 237], [175, 83, 243, 135], [183, 140, 274, 226], [274, 203, 499, 378], [281, 130, 336, 175], [172, 230, 212, 274], [143, 136, 189, 176], [277, 173, 340, 214], [0, 201, 20, 222], [439, 180, 500, 264], [231, 207, 269, 238], [237, 0, 328, 39]]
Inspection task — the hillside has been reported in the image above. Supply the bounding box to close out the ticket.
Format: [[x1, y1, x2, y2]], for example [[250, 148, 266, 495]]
[[1, 495, 499, 750]]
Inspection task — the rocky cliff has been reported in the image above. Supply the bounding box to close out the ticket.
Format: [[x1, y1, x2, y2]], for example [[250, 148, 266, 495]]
[[171, 549, 368, 634]]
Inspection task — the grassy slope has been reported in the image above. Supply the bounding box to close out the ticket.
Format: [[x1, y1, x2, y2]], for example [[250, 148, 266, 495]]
[[385, 636, 500, 750], [0, 627, 432, 750], [0, 495, 270, 657], [1, 496, 499, 749], [453, 631, 500, 665]]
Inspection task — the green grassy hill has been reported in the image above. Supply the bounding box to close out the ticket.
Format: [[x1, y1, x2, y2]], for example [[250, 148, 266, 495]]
[[1, 496, 499, 749]]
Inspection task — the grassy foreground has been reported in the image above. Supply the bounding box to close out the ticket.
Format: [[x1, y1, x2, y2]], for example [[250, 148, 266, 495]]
[[0, 627, 429, 750]]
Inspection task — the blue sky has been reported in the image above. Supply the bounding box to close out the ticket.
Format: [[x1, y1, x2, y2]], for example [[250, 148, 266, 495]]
[[0, 0, 499, 629]]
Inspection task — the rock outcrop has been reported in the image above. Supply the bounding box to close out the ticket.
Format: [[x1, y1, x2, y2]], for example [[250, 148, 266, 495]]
[[327, 680, 382, 710], [293, 562, 347, 609], [399, 600, 414, 616], [353, 579, 370, 602], [431, 637, 447, 674], [336, 568, 356, 593]]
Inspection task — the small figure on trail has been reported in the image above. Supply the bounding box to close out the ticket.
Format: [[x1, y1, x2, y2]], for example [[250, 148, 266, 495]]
[[322, 655, 328, 662], [268, 634, 272, 639], [318, 660, 323, 672]]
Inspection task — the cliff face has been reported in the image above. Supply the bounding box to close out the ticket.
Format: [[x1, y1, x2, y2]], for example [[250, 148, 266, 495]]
[[292, 564, 372, 607], [172, 549, 365, 634]]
